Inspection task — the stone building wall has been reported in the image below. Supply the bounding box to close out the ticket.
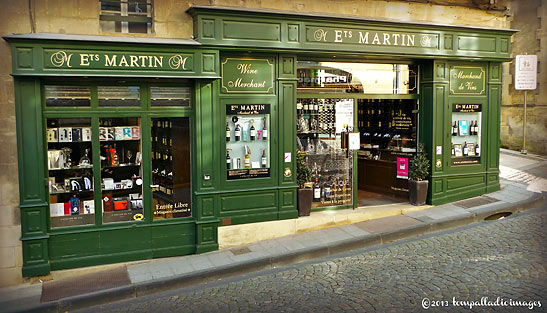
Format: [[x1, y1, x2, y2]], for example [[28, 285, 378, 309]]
[[501, 0, 546, 155], [0, 0, 510, 286]]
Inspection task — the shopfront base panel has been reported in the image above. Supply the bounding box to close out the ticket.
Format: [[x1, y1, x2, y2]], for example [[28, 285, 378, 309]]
[[48, 223, 196, 271], [429, 173, 499, 206]]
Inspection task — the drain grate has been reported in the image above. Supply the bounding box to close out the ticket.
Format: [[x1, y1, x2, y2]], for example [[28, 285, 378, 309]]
[[230, 246, 251, 255], [453, 196, 500, 209]]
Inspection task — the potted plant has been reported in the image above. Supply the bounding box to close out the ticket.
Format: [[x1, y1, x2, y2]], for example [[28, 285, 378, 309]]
[[296, 151, 312, 216], [408, 143, 430, 205]]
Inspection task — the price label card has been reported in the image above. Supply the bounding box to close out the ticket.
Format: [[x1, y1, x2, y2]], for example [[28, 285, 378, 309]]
[[284, 152, 291, 163]]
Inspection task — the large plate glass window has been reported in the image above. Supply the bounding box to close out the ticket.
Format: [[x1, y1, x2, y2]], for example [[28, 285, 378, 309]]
[[100, 117, 143, 223], [45, 85, 91, 107], [451, 104, 481, 165], [98, 86, 140, 107], [47, 118, 94, 228], [151, 117, 192, 219], [225, 104, 270, 180], [150, 86, 190, 107]]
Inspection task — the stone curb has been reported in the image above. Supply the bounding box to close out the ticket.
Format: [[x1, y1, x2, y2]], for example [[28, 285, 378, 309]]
[[5, 191, 544, 313]]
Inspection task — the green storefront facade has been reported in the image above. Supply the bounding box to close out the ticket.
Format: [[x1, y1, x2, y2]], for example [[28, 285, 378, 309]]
[[4, 6, 516, 277]]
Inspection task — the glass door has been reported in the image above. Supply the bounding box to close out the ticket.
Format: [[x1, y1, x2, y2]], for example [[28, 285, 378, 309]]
[[151, 117, 192, 219]]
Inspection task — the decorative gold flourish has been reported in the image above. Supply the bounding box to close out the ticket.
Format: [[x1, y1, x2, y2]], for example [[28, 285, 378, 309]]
[[50, 51, 73, 68], [314, 29, 327, 42], [420, 35, 432, 47], [168, 55, 189, 70]]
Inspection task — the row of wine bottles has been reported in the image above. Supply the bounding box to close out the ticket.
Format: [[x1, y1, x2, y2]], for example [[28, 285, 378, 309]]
[[226, 146, 268, 170], [226, 119, 268, 142]]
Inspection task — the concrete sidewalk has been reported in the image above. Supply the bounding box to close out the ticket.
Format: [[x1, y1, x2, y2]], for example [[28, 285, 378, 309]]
[[0, 150, 545, 313]]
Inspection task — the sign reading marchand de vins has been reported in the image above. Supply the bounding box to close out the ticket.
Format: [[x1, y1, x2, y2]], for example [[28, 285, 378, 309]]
[[221, 58, 274, 94], [449, 66, 485, 95], [44, 49, 193, 72]]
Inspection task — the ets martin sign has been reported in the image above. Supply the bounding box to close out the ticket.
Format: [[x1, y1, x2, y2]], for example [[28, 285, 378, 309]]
[[45, 49, 193, 72], [307, 26, 439, 49]]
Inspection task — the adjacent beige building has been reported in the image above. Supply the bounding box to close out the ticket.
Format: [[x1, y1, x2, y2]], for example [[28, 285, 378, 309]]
[[0, 0, 535, 287]]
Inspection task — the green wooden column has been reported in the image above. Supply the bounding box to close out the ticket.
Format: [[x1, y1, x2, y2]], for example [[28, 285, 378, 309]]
[[194, 80, 221, 254], [419, 60, 449, 204], [15, 78, 51, 277], [277, 54, 298, 220], [486, 62, 502, 193]]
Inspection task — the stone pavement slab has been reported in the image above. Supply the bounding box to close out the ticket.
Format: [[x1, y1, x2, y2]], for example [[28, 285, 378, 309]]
[[353, 215, 423, 234]]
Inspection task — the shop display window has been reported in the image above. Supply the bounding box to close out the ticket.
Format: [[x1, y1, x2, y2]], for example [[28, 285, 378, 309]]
[[47, 118, 95, 228], [45, 85, 91, 107], [150, 86, 190, 107], [296, 98, 353, 208], [100, 117, 143, 223], [451, 104, 482, 165], [225, 104, 270, 180], [98, 86, 140, 107], [151, 117, 192, 219], [297, 62, 417, 95]]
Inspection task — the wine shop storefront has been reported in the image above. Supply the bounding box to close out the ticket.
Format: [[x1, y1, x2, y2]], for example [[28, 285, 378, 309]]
[[5, 6, 515, 276]]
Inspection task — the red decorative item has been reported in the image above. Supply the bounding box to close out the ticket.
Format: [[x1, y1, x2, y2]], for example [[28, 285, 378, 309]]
[[103, 195, 113, 212]]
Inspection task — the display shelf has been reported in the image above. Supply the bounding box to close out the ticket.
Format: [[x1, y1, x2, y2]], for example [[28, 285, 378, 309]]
[[49, 165, 93, 171], [50, 190, 94, 195]]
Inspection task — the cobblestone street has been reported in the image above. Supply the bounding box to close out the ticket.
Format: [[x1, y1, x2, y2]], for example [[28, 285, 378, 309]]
[[80, 205, 547, 313]]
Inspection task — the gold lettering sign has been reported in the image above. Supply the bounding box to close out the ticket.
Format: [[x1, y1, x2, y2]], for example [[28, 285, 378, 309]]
[[308, 27, 438, 48], [221, 58, 274, 94], [449, 66, 486, 95]]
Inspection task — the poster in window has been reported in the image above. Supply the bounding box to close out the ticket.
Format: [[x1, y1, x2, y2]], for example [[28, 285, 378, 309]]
[[454, 144, 463, 157], [396, 157, 409, 179]]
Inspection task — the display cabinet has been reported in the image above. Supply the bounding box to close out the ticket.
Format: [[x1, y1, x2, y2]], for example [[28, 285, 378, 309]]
[[99, 117, 143, 223], [47, 118, 95, 228], [296, 97, 353, 208], [450, 104, 481, 165], [225, 104, 270, 180]]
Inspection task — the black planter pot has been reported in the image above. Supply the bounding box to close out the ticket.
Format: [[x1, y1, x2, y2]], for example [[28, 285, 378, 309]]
[[408, 180, 429, 206], [297, 188, 312, 216]]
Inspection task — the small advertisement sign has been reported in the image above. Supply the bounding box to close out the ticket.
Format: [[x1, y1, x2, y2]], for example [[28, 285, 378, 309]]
[[515, 55, 537, 90], [396, 157, 409, 179]]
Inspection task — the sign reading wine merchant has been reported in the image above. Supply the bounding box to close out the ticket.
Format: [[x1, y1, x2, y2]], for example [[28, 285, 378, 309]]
[[45, 49, 193, 72], [449, 66, 486, 95], [221, 58, 274, 94]]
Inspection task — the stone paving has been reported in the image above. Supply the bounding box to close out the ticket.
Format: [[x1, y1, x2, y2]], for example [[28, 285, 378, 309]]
[[80, 206, 547, 313]]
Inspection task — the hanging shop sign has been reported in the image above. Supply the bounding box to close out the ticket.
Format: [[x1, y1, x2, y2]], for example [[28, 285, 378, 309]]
[[307, 27, 439, 49], [452, 104, 482, 113], [221, 58, 274, 94], [44, 49, 194, 72], [449, 66, 485, 95]]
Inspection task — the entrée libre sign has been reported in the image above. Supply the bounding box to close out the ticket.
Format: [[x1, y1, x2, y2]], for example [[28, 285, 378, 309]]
[[221, 58, 274, 94], [449, 66, 486, 95], [44, 49, 193, 72]]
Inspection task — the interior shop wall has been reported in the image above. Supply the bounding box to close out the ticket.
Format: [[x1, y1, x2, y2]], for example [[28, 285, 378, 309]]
[[0, 0, 509, 287], [501, 0, 546, 155]]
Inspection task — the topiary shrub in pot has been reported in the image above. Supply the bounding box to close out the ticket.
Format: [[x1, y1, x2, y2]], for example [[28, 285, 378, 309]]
[[296, 151, 312, 216], [408, 143, 430, 205]]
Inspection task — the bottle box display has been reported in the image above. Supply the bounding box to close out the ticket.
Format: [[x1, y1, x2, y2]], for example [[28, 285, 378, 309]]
[[451, 104, 481, 165], [226, 104, 270, 180]]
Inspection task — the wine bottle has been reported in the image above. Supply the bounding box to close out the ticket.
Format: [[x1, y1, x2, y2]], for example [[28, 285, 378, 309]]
[[226, 122, 231, 142], [235, 124, 241, 141], [451, 144, 455, 156], [474, 121, 479, 135], [313, 177, 321, 201], [463, 141, 468, 156], [244, 145, 251, 169], [250, 120, 256, 141], [112, 144, 119, 167], [303, 99, 309, 114], [296, 99, 303, 115], [475, 143, 480, 156], [261, 149, 267, 168], [226, 150, 231, 170], [452, 121, 458, 136], [262, 118, 268, 141]]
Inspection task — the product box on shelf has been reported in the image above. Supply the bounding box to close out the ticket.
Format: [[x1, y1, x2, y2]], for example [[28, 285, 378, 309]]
[[47, 128, 59, 142], [50, 203, 64, 217], [59, 127, 73, 142], [82, 200, 95, 214], [82, 127, 92, 141]]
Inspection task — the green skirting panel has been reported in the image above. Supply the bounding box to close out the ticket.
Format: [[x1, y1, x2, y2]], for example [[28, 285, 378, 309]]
[[429, 174, 490, 205], [278, 188, 298, 220], [196, 220, 219, 254], [22, 238, 50, 277], [219, 190, 279, 225], [49, 223, 197, 271]]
